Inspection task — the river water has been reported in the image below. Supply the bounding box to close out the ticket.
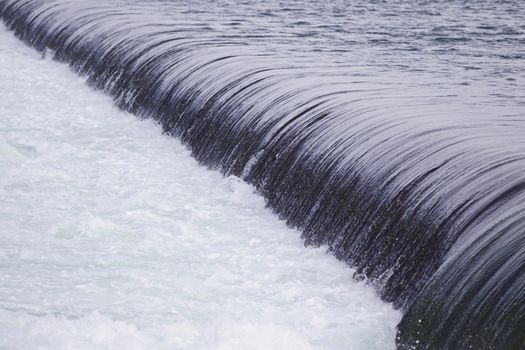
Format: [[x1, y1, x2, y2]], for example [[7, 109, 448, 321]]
[[1, 0, 524, 348], [0, 24, 400, 350]]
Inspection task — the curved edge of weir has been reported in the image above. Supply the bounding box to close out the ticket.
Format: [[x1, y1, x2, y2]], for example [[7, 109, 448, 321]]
[[1, 1, 524, 349]]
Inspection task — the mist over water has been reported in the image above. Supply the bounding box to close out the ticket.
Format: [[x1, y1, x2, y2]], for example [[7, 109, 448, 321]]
[[0, 24, 401, 349]]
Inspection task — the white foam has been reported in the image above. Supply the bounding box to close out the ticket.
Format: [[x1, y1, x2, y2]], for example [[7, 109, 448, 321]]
[[0, 24, 400, 349]]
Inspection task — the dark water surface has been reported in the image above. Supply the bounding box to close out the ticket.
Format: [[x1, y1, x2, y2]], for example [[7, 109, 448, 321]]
[[1, 0, 524, 348]]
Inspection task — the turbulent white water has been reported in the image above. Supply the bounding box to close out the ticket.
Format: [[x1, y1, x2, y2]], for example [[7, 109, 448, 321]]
[[0, 24, 400, 349]]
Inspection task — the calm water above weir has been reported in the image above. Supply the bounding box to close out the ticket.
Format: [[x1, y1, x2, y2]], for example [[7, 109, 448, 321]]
[[0, 0, 524, 349], [116, 0, 525, 106]]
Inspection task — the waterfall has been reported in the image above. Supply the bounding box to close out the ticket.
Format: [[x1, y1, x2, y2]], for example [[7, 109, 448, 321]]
[[1, 0, 524, 348]]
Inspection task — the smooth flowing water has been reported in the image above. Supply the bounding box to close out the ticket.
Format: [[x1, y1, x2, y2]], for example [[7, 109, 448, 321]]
[[1, 0, 524, 348], [0, 25, 401, 349]]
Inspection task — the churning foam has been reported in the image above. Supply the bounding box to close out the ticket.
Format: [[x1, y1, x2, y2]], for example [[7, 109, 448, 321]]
[[0, 24, 400, 350]]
